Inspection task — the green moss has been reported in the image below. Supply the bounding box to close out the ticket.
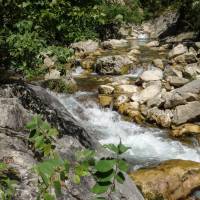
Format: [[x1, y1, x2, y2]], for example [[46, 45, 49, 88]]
[[42, 78, 78, 94]]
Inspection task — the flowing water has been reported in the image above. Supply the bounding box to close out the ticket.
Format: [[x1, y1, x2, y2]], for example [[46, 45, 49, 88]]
[[58, 39, 200, 169]]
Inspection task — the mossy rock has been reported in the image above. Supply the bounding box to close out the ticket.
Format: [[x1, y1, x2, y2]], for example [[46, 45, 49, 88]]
[[42, 78, 78, 94]]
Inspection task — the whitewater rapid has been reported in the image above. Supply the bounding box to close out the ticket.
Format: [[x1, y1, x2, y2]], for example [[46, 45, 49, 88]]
[[58, 91, 200, 168]]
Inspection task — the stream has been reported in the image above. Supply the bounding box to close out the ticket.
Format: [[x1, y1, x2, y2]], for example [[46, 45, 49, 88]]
[[58, 39, 200, 170]]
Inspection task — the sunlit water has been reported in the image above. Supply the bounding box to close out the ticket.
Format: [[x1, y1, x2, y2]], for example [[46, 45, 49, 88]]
[[58, 91, 200, 168]]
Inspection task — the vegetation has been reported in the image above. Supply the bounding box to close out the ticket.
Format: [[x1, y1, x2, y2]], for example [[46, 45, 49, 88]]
[[0, 115, 130, 200], [0, 0, 142, 77]]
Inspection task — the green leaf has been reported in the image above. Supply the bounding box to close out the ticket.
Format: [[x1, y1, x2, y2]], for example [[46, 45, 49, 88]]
[[91, 182, 111, 194], [118, 160, 129, 172], [0, 162, 7, 171], [53, 180, 62, 197], [73, 175, 80, 184], [44, 193, 55, 200], [103, 144, 118, 153], [115, 172, 125, 184], [48, 128, 59, 137], [118, 141, 130, 155], [95, 159, 116, 172], [95, 169, 114, 182], [75, 164, 89, 177]]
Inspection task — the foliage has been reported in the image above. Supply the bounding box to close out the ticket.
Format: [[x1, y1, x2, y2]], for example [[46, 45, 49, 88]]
[[91, 141, 130, 199], [42, 78, 78, 94], [26, 115, 59, 158], [1, 0, 143, 76], [25, 115, 130, 200], [0, 162, 17, 200]]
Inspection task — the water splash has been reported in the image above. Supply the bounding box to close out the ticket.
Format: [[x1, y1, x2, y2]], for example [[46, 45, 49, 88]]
[[58, 91, 200, 166]]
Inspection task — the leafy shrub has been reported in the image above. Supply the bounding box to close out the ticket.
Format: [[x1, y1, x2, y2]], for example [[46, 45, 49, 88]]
[[0, 162, 17, 200], [26, 115, 58, 158], [25, 115, 130, 200]]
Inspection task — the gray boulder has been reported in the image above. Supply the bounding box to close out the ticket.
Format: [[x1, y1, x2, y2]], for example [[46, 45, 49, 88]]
[[95, 55, 133, 75], [71, 40, 99, 53], [172, 101, 200, 125], [166, 76, 189, 87]]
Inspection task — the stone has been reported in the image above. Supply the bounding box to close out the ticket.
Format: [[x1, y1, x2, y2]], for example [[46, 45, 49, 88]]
[[146, 41, 159, 47], [130, 159, 200, 200], [81, 59, 95, 69], [171, 123, 200, 137], [153, 59, 164, 69], [114, 95, 129, 108], [165, 32, 196, 43], [101, 39, 128, 49], [70, 40, 99, 53], [128, 49, 141, 55], [98, 95, 113, 107], [118, 102, 139, 113], [195, 42, 200, 49], [109, 79, 130, 86], [95, 55, 133, 75], [140, 69, 163, 82], [163, 80, 200, 108], [131, 84, 161, 104], [164, 66, 183, 78], [169, 44, 188, 58], [147, 107, 173, 127], [44, 69, 60, 80], [98, 85, 114, 95], [166, 76, 189, 87], [43, 56, 55, 68], [114, 85, 139, 94], [184, 63, 200, 78], [0, 98, 31, 131], [172, 101, 200, 125], [184, 52, 198, 64]]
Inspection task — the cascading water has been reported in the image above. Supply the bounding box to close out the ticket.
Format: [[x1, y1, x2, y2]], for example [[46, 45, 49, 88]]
[[58, 91, 200, 169]]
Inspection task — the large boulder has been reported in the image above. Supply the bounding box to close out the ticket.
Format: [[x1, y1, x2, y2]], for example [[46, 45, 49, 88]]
[[98, 85, 114, 95], [70, 40, 99, 53], [164, 80, 200, 109], [101, 39, 128, 49], [184, 63, 200, 78], [172, 101, 200, 125], [166, 76, 189, 87], [171, 123, 200, 137], [147, 107, 173, 128], [169, 44, 188, 59], [142, 11, 179, 38], [0, 98, 31, 130], [140, 69, 163, 82], [114, 85, 139, 94], [131, 83, 161, 104], [95, 55, 133, 75], [130, 160, 200, 200]]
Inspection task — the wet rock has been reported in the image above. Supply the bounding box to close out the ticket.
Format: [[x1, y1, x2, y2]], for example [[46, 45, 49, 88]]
[[169, 44, 188, 59], [44, 69, 60, 80], [172, 101, 200, 125], [114, 95, 129, 108], [70, 40, 99, 53], [153, 59, 164, 69], [101, 39, 128, 49], [163, 80, 200, 109], [131, 84, 161, 104], [128, 49, 141, 55], [142, 11, 179, 38], [146, 41, 159, 47], [184, 63, 200, 78], [166, 76, 189, 87], [98, 95, 113, 107], [95, 55, 133, 75], [0, 131, 37, 200], [165, 32, 196, 43], [147, 107, 173, 127], [114, 85, 139, 94], [171, 123, 200, 137], [81, 59, 95, 70], [130, 159, 200, 200], [195, 42, 200, 49], [140, 69, 163, 82], [0, 98, 31, 131], [98, 85, 114, 95]]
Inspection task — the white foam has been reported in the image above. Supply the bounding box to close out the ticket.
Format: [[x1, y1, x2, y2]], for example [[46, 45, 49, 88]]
[[58, 92, 200, 164]]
